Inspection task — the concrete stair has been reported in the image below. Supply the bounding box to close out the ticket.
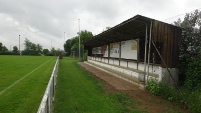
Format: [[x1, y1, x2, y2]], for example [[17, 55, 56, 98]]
[[84, 60, 159, 88]]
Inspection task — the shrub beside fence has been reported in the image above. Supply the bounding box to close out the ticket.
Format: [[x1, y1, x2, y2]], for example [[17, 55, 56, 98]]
[[37, 57, 59, 113]]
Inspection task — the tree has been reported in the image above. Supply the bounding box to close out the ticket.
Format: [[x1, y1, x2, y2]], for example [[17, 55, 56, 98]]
[[36, 44, 42, 54], [13, 46, 18, 53], [64, 30, 93, 57], [43, 49, 50, 56], [174, 9, 201, 59], [0, 42, 3, 51], [22, 38, 43, 55], [1, 46, 8, 52], [50, 47, 56, 56], [0, 42, 8, 52], [0, 42, 10, 55], [79, 30, 93, 43], [174, 9, 201, 88], [64, 39, 72, 56]]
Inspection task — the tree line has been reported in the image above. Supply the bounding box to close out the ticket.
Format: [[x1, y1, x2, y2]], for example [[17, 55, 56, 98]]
[[0, 38, 60, 56], [0, 42, 19, 55], [0, 30, 93, 56]]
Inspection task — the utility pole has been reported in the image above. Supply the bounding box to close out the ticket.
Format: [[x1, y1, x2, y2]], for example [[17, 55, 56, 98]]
[[78, 19, 80, 59], [64, 32, 65, 51], [64, 32, 65, 44], [19, 35, 20, 55], [51, 40, 52, 49]]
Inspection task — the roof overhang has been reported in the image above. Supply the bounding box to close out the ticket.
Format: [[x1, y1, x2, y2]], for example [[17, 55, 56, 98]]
[[84, 15, 154, 47]]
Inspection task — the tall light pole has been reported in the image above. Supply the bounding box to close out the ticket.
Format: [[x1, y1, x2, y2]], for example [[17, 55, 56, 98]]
[[64, 32, 65, 44], [64, 32, 65, 51], [51, 40, 52, 49], [19, 35, 20, 55], [78, 19, 80, 59]]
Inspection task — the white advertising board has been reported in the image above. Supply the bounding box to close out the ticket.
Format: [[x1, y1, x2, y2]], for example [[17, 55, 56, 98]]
[[102, 45, 108, 57], [92, 47, 102, 54], [110, 42, 119, 58], [121, 39, 138, 60]]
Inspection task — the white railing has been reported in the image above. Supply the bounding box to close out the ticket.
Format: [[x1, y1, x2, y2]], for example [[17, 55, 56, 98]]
[[37, 58, 59, 113]]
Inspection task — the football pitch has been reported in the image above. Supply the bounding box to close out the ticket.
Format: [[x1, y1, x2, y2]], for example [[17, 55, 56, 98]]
[[0, 55, 57, 113]]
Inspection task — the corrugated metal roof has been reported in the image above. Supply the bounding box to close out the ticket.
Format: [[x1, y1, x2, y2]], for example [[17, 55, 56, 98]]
[[84, 15, 154, 47]]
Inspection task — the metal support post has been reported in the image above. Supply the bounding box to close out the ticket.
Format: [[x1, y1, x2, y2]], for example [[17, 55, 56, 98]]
[[144, 25, 148, 83], [147, 21, 153, 84]]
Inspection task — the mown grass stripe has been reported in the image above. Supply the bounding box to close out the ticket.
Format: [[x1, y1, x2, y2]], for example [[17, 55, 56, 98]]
[[0, 56, 57, 113], [0, 56, 53, 91], [0, 59, 51, 95], [53, 57, 142, 113]]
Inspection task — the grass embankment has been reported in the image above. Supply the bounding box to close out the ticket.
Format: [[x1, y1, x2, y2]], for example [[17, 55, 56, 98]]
[[54, 57, 142, 113], [0, 55, 57, 113]]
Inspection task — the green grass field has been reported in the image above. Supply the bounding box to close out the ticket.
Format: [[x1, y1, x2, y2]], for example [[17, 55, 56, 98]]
[[54, 57, 142, 113], [0, 55, 57, 113]]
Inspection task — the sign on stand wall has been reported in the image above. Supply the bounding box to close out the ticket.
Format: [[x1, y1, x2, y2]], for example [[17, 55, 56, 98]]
[[92, 47, 102, 54], [92, 39, 138, 60], [102, 45, 108, 57], [110, 42, 119, 58], [121, 39, 138, 60]]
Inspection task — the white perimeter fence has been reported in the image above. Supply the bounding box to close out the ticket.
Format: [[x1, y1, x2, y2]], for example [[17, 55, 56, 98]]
[[37, 57, 59, 113]]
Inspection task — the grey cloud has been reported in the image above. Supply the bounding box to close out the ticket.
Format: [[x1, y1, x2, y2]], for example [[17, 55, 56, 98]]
[[0, 0, 201, 50]]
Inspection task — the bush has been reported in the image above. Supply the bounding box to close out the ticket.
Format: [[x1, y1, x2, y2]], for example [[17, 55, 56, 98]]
[[186, 87, 201, 113], [146, 79, 175, 101], [0, 52, 20, 55], [146, 79, 161, 95], [185, 56, 201, 89], [146, 79, 201, 113]]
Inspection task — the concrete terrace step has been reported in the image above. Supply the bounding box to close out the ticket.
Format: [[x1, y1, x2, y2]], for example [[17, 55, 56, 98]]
[[84, 61, 156, 88], [84, 61, 144, 87], [97, 60, 159, 78]]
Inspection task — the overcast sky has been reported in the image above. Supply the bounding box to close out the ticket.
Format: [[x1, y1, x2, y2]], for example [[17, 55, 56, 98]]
[[0, 0, 200, 51]]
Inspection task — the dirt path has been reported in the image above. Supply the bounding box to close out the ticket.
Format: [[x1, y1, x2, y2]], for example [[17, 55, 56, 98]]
[[78, 62, 188, 113]]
